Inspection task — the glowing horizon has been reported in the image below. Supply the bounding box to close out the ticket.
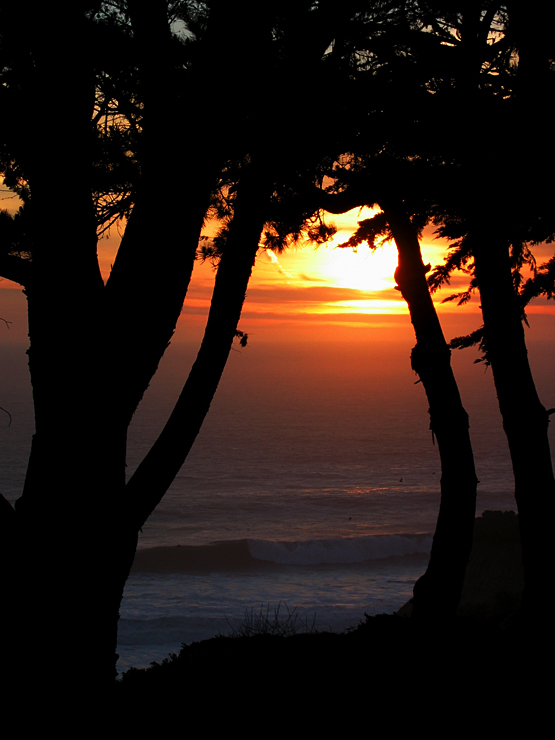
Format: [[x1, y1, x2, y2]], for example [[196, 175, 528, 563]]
[[1, 197, 553, 348], [185, 207, 484, 327]]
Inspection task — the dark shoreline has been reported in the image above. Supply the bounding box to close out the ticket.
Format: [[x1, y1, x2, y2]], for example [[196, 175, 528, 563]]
[[116, 610, 547, 728], [117, 512, 542, 724]]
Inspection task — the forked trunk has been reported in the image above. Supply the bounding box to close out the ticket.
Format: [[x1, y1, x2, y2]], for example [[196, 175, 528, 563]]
[[2, 169, 272, 700], [125, 166, 273, 529]]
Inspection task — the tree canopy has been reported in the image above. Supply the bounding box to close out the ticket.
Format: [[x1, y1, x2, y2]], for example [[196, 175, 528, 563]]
[[0, 0, 379, 701], [0, 0, 553, 707]]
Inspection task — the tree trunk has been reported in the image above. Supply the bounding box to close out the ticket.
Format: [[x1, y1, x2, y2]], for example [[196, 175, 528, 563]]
[[318, 187, 479, 617], [6, 168, 270, 699], [1, 0, 360, 707], [126, 166, 272, 529], [7, 429, 137, 702], [8, 263, 135, 694], [381, 201, 478, 619], [471, 231, 555, 617]]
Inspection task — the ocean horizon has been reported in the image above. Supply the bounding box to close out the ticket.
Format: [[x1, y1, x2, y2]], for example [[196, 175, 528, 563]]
[[1, 336, 552, 672]]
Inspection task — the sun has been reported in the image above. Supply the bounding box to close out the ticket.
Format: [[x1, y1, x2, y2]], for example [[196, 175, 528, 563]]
[[314, 237, 399, 292], [256, 206, 401, 294], [301, 206, 399, 292]]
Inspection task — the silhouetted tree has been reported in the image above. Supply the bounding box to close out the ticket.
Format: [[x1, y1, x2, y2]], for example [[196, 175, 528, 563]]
[[0, 0, 243, 700], [341, 199, 479, 619], [416, 1, 555, 617], [302, 0, 554, 618], [0, 0, 369, 704], [293, 1, 481, 618], [301, 167, 477, 618], [358, 1, 554, 621]]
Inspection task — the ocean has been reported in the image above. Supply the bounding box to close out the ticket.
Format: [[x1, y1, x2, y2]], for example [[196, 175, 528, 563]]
[[1, 334, 552, 674]]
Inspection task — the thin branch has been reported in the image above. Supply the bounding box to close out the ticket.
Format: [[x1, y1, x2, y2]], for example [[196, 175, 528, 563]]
[[0, 406, 12, 426], [312, 185, 375, 215]]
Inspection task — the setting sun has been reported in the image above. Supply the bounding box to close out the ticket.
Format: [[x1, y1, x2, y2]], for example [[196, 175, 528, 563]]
[[306, 239, 398, 292], [254, 206, 401, 296], [306, 206, 398, 292], [178, 202, 555, 342]]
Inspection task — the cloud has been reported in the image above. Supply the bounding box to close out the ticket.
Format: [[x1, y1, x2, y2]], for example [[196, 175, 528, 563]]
[[264, 249, 293, 279], [297, 273, 328, 283], [244, 285, 403, 305]]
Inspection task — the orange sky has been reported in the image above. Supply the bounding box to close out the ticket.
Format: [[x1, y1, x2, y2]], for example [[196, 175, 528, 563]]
[[1, 198, 554, 346], [176, 207, 555, 344]]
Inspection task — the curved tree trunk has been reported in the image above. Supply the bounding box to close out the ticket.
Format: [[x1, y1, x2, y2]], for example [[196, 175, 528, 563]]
[[318, 187, 479, 617], [125, 167, 272, 530], [471, 231, 555, 618], [381, 200, 478, 619]]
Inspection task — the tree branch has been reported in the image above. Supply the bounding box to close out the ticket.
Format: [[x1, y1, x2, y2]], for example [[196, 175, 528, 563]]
[[0, 254, 32, 286], [125, 168, 272, 531], [315, 186, 376, 214]]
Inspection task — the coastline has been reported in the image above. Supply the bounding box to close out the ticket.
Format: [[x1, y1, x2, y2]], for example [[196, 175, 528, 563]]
[[118, 512, 523, 684], [116, 511, 549, 732]]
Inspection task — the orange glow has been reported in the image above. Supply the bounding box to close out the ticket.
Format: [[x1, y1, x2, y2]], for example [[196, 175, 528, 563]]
[[182, 207, 501, 331], [92, 215, 555, 346], [1, 193, 553, 348]]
